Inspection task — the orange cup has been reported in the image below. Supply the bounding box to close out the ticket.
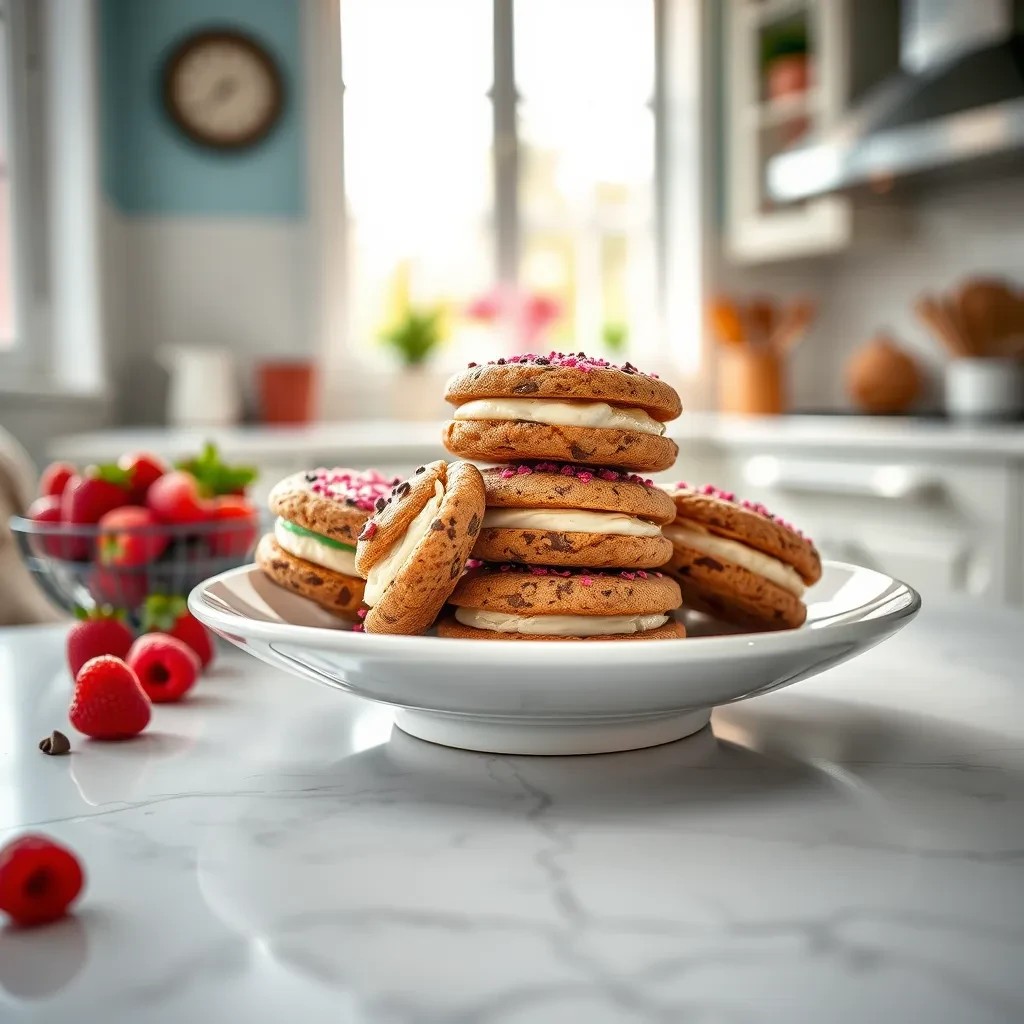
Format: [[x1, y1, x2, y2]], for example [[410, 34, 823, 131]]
[[257, 361, 317, 424], [717, 349, 784, 415]]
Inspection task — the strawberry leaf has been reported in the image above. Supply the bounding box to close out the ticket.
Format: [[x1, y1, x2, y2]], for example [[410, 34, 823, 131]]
[[176, 443, 257, 497], [89, 463, 133, 488], [141, 594, 187, 632]]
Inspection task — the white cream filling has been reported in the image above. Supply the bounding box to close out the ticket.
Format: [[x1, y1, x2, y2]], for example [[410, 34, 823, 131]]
[[455, 607, 669, 637], [664, 523, 805, 597], [364, 480, 445, 606], [482, 507, 662, 538], [274, 519, 358, 576], [453, 398, 666, 436]]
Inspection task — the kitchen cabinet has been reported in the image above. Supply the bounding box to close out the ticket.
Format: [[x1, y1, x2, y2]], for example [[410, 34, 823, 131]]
[[724, 0, 852, 263]]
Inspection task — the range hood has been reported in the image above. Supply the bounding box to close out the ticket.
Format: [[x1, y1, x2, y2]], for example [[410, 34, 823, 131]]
[[768, 0, 1024, 202]]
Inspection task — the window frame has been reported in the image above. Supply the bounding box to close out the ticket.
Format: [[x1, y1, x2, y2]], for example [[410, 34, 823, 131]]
[[307, 0, 708, 411], [0, 0, 47, 382]]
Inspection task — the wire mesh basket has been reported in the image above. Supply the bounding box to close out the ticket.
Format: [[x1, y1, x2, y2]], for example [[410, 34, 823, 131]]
[[10, 513, 263, 625]]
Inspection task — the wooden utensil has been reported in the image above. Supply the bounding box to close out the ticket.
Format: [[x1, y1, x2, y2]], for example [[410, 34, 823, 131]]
[[747, 297, 776, 348], [915, 293, 969, 358], [770, 299, 815, 355], [709, 299, 746, 348]]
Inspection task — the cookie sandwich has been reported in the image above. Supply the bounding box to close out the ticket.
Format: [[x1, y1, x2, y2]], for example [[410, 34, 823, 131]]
[[438, 563, 684, 641], [443, 353, 682, 472], [473, 462, 675, 569], [661, 484, 821, 631], [256, 467, 402, 618], [354, 460, 486, 635]]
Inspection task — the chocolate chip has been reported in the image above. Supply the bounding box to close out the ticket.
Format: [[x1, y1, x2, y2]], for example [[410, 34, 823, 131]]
[[512, 381, 539, 394], [305, 573, 324, 586], [535, 356, 549, 365], [375, 497, 387, 512], [449, 558, 462, 579], [447, 525, 457, 540], [497, 358, 506, 365], [338, 587, 352, 604], [395, 481, 412, 497], [305, 472, 318, 482], [544, 532, 574, 552], [415, 466, 426, 474], [601, 589, 612, 596], [694, 556, 724, 571], [431, 519, 445, 531], [569, 444, 591, 461], [38, 730, 70, 756], [467, 513, 480, 536], [506, 592, 528, 608]]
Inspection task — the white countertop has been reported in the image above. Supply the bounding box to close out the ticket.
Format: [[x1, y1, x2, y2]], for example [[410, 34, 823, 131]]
[[2, 603, 1023, 1023], [47, 412, 1024, 466]]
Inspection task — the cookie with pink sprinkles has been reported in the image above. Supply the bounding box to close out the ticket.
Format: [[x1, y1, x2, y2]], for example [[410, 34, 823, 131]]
[[472, 462, 676, 569], [439, 563, 684, 641], [660, 483, 822, 632], [257, 468, 401, 618], [443, 352, 682, 472]]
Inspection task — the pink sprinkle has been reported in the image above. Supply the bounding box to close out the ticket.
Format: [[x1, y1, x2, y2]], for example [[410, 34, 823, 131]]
[[303, 467, 400, 513], [621, 571, 637, 580], [352, 623, 365, 633], [466, 558, 484, 569], [361, 522, 377, 540], [500, 468, 515, 479], [581, 576, 594, 587], [680, 483, 812, 541], [516, 465, 532, 475], [357, 607, 367, 619], [560, 466, 574, 476], [531, 567, 548, 575], [636, 570, 648, 579], [466, 350, 660, 378], [577, 471, 593, 483]]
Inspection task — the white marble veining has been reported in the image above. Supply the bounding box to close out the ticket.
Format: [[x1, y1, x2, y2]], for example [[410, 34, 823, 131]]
[[1, 604, 1023, 1023]]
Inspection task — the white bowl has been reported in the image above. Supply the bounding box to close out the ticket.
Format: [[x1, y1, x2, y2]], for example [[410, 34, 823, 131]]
[[189, 561, 920, 756]]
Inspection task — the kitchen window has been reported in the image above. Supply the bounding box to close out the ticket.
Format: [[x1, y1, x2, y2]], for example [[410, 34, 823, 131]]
[[333, 0, 703, 374]]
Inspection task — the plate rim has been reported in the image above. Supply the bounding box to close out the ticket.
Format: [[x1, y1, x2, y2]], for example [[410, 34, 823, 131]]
[[188, 560, 922, 663]]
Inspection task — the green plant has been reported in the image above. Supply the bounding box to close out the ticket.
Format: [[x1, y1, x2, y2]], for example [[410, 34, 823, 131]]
[[761, 22, 808, 67], [602, 320, 629, 355], [379, 306, 446, 368]]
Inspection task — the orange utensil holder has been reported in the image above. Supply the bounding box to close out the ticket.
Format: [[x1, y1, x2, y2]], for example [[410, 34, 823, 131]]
[[717, 348, 784, 415]]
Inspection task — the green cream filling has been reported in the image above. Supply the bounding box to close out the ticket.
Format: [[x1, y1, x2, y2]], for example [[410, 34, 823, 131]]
[[276, 517, 356, 553]]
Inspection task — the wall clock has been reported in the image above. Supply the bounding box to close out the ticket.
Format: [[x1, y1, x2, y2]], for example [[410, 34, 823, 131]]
[[163, 29, 284, 150]]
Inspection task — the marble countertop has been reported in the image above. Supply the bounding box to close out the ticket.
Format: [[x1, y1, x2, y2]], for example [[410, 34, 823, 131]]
[[47, 412, 1024, 467], [2, 603, 1023, 1023]]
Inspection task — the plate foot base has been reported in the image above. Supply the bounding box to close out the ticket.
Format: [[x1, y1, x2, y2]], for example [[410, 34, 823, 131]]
[[393, 708, 713, 756]]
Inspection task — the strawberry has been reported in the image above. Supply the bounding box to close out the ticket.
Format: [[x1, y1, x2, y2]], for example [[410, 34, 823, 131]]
[[142, 595, 215, 667], [0, 834, 85, 927], [61, 467, 132, 559], [39, 462, 76, 499], [66, 606, 134, 677], [26, 495, 71, 559], [69, 656, 151, 739], [206, 495, 259, 558], [146, 471, 209, 524], [126, 634, 199, 703], [88, 564, 150, 610], [118, 451, 168, 502], [97, 506, 169, 566]]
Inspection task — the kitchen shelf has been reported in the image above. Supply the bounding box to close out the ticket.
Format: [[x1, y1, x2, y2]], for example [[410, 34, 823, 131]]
[[744, 0, 806, 27], [749, 89, 819, 129]]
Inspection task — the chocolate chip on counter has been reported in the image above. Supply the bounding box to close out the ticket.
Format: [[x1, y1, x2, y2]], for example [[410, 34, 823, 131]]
[[38, 730, 70, 756]]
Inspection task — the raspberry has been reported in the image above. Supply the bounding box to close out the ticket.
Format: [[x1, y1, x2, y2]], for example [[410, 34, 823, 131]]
[[69, 656, 151, 739], [126, 634, 199, 703], [142, 595, 215, 667], [0, 834, 85, 927]]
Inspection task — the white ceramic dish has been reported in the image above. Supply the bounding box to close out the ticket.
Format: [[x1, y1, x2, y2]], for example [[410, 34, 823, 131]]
[[189, 560, 920, 755]]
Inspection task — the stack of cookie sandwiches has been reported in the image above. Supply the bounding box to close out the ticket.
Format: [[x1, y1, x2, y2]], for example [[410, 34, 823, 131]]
[[256, 468, 401, 618], [660, 483, 821, 632], [427, 352, 686, 641]]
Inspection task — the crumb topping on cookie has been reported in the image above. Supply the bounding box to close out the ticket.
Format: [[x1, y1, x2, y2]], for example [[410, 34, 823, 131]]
[[494, 462, 655, 487], [672, 482, 808, 540], [304, 468, 401, 513], [465, 351, 659, 378]]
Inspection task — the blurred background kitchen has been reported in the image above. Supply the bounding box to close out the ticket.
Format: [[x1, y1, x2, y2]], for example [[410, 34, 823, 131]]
[[1, 0, 1023, 611]]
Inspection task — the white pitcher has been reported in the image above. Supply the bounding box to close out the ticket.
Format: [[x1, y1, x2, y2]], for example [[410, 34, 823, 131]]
[[160, 346, 242, 427]]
